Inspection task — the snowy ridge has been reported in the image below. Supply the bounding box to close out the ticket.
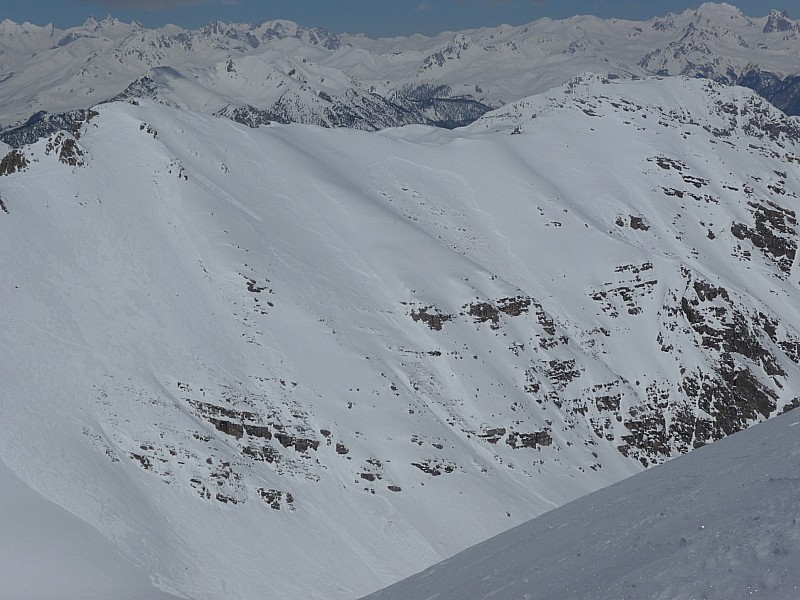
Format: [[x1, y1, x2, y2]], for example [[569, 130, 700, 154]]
[[1, 75, 799, 599], [2, 3, 800, 138], [363, 408, 800, 600]]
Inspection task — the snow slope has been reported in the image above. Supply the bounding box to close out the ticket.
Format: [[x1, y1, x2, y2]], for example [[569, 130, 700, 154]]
[[0, 75, 799, 599], [0, 457, 183, 600], [363, 408, 800, 600]]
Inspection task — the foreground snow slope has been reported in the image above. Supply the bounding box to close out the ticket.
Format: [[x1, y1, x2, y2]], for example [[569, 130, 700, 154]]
[[0, 457, 183, 600], [0, 75, 799, 599], [363, 408, 800, 600]]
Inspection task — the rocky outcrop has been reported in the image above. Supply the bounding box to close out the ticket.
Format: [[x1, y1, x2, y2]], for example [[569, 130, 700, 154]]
[[0, 149, 27, 175], [731, 200, 797, 274], [409, 305, 453, 331], [258, 488, 295, 510], [0, 109, 98, 148]]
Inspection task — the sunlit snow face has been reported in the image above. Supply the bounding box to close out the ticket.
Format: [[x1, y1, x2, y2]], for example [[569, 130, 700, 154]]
[[1, 8, 800, 600]]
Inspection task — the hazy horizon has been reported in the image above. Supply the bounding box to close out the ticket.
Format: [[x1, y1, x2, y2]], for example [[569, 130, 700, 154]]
[[1, 1, 789, 38]]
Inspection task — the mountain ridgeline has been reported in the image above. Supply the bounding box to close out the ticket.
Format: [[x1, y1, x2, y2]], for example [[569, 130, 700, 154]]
[[1, 3, 800, 146]]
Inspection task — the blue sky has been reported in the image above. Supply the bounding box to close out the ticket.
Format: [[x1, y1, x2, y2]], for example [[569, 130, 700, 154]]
[[3, 1, 785, 37]]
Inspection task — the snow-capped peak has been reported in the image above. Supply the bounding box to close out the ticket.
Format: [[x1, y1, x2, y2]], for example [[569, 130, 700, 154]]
[[2, 3, 800, 136]]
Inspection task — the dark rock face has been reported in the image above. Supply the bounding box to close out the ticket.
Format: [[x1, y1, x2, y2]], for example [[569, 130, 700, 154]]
[[0, 109, 98, 148], [462, 295, 533, 329], [258, 488, 294, 510], [42, 133, 87, 167], [58, 138, 84, 165], [110, 74, 159, 105], [267, 88, 422, 132], [736, 70, 800, 118], [410, 306, 454, 331], [275, 432, 319, 452], [129, 452, 153, 470], [0, 149, 27, 175], [209, 417, 245, 439], [188, 399, 319, 462], [214, 104, 287, 128], [627, 271, 790, 458], [496, 296, 532, 317], [741, 105, 800, 142], [466, 301, 501, 328], [651, 155, 686, 171], [591, 262, 657, 318], [544, 360, 581, 389], [411, 96, 493, 129], [731, 200, 797, 274], [335, 442, 349, 455], [411, 459, 456, 476], [506, 430, 552, 449], [763, 10, 796, 34], [479, 427, 507, 444], [392, 84, 493, 129], [242, 445, 279, 463]]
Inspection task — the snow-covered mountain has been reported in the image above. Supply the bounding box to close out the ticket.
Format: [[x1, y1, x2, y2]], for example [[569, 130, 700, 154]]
[[345, 4, 800, 109], [2, 3, 800, 141], [0, 15, 490, 135], [1, 74, 799, 599], [362, 404, 800, 600]]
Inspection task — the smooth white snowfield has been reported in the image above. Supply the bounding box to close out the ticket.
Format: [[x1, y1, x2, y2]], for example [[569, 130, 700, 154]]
[[0, 457, 183, 600], [0, 75, 799, 599], [363, 409, 800, 600]]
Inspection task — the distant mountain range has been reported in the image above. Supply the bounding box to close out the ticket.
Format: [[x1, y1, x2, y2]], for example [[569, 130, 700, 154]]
[[1, 2, 799, 145]]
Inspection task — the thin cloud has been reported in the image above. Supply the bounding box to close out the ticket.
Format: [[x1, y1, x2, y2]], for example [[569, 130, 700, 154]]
[[454, 0, 548, 6], [83, 0, 205, 10], [487, 0, 547, 5], [416, 3, 431, 13]]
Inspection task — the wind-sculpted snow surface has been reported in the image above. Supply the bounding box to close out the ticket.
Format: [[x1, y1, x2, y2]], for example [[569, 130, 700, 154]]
[[0, 76, 799, 599], [363, 408, 800, 600]]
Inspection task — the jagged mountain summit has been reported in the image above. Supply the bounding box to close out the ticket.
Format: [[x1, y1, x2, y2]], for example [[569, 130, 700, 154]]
[[1, 3, 800, 143], [1, 74, 798, 599], [345, 3, 800, 112], [0, 14, 492, 137], [363, 407, 800, 600]]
